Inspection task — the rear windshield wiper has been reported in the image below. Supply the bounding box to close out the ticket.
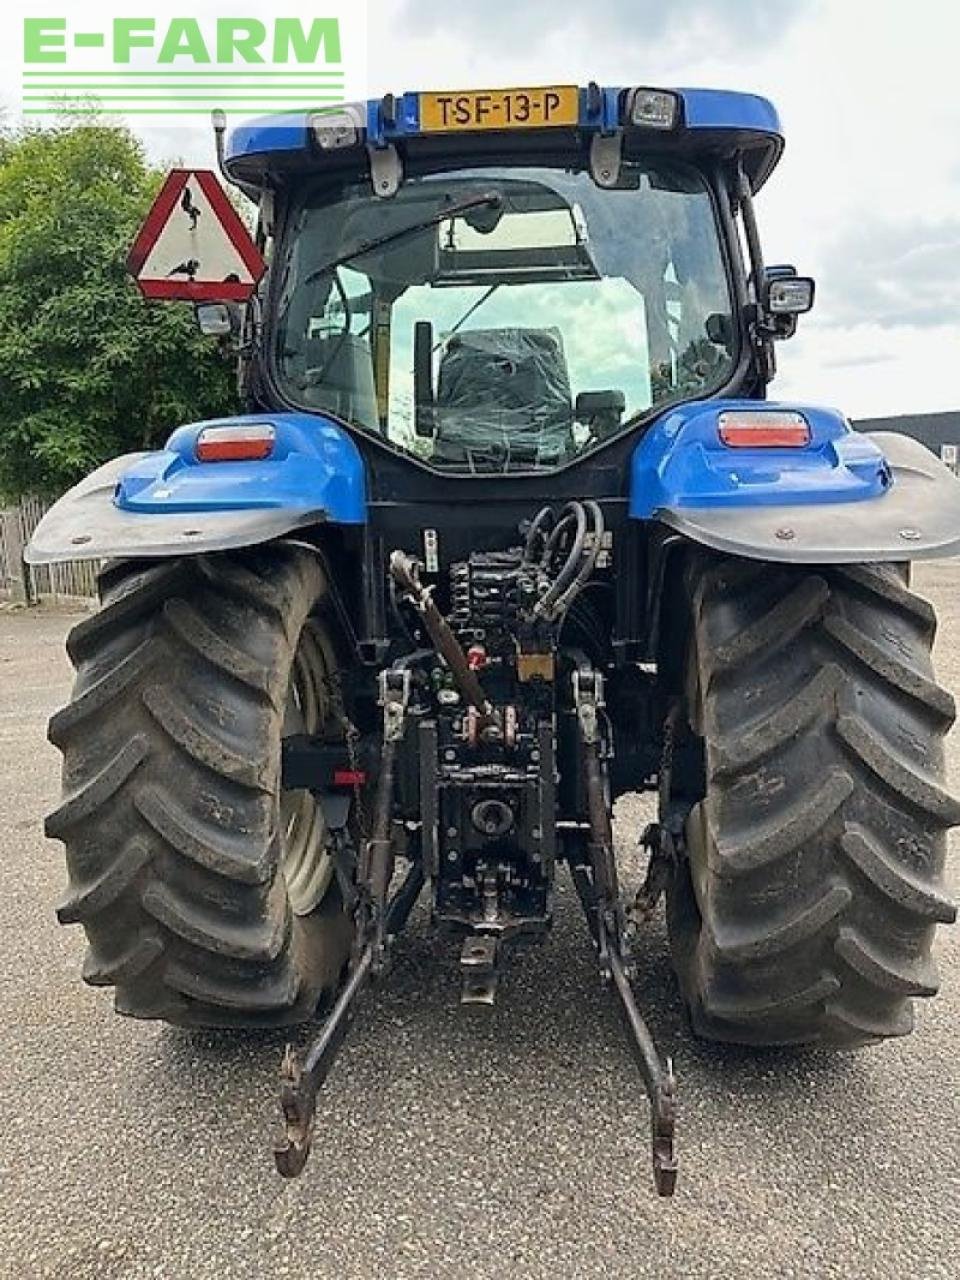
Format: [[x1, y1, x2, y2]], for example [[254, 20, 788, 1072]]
[[304, 192, 504, 283]]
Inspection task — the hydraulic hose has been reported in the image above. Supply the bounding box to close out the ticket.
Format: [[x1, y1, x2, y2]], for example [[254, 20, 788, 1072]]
[[536, 501, 588, 618], [551, 500, 606, 618], [522, 505, 556, 566], [535, 500, 607, 622]]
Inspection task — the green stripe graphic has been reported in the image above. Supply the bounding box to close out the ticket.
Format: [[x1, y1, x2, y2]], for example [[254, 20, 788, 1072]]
[[23, 95, 346, 102], [23, 88, 344, 94], [22, 70, 345, 77], [23, 107, 342, 115]]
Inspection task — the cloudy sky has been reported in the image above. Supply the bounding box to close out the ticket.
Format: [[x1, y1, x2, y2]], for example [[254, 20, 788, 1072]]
[[3, 0, 958, 419]]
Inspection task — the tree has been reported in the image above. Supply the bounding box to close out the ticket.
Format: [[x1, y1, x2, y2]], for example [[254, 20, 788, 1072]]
[[0, 122, 237, 499]]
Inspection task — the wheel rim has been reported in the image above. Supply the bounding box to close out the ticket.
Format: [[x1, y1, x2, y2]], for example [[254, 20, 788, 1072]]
[[279, 621, 339, 916]]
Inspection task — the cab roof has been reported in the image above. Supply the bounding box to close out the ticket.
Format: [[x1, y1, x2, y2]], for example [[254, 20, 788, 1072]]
[[224, 84, 783, 192]]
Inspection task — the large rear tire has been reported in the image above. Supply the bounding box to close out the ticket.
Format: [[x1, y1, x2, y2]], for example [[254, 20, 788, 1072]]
[[46, 544, 355, 1028], [667, 554, 959, 1048]]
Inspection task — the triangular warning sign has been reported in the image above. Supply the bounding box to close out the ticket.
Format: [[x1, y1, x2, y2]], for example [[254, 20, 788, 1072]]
[[127, 169, 265, 302]]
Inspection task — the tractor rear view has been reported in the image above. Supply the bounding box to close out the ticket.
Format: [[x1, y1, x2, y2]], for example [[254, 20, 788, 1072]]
[[29, 83, 960, 1196]]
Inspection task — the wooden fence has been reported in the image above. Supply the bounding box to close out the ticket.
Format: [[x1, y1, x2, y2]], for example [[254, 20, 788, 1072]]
[[0, 497, 98, 603]]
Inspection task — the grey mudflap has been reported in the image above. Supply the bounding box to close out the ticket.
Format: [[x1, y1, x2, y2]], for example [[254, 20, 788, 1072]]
[[25, 455, 323, 565], [656, 432, 960, 563]]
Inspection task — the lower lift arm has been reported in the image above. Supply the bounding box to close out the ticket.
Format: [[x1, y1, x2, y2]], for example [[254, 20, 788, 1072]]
[[571, 666, 677, 1197], [274, 668, 423, 1178]]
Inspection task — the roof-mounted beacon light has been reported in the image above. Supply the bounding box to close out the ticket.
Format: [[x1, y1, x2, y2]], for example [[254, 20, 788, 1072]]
[[625, 88, 680, 130], [210, 109, 260, 204]]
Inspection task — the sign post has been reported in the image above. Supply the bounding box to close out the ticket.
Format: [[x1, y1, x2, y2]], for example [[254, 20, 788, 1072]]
[[127, 169, 265, 302]]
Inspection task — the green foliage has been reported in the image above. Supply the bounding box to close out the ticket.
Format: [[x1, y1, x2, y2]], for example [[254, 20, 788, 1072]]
[[0, 121, 237, 499]]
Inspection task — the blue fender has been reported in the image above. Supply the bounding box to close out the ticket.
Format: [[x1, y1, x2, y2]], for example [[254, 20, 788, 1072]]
[[26, 413, 366, 565], [629, 399, 960, 562]]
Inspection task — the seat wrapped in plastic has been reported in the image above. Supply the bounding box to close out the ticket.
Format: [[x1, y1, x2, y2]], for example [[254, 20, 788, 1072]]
[[434, 327, 574, 465]]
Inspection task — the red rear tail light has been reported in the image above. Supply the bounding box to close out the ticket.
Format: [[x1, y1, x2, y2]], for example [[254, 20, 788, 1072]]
[[333, 769, 367, 787], [718, 411, 811, 448], [196, 423, 275, 462]]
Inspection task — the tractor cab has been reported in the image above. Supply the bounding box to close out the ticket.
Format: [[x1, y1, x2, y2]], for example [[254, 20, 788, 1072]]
[[222, 84, 807, 475]]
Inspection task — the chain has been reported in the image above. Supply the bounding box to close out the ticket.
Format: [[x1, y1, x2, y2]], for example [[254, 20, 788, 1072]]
[[344, 717, 369, 840], [629, 702, 685, 927], [657, 701, 680, 818], [324, 666, 370, 840]]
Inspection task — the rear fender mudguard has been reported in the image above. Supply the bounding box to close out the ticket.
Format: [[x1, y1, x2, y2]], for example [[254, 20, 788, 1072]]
[[629, 400, 960, 562], [25, 413, 366, 565]]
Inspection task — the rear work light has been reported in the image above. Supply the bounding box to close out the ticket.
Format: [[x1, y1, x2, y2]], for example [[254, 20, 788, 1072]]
[[718, 410, 811, 448], [310, 108, 362, 150], [768, 277, 816, 315], [626, 88, 680, 129], [196, 423, 276, 462]]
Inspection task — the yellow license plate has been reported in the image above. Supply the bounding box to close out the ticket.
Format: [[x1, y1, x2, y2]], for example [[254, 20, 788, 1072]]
[[420, 86, 579, 133]]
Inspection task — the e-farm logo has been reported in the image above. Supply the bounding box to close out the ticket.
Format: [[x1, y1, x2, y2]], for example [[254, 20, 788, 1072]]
[[21, 15, 347, 119]]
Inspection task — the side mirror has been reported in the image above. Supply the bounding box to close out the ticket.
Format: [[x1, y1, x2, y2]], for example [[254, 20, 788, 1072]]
[[705, 312, 733, 348], [194, 301, 240, 338]]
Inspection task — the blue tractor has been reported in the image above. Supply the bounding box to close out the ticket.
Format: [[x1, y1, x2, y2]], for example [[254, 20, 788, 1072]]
[[30, 84, 960, 1195]]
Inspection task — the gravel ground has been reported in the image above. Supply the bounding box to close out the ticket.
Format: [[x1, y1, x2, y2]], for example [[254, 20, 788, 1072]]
[[0, 563, 958, 1279]]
